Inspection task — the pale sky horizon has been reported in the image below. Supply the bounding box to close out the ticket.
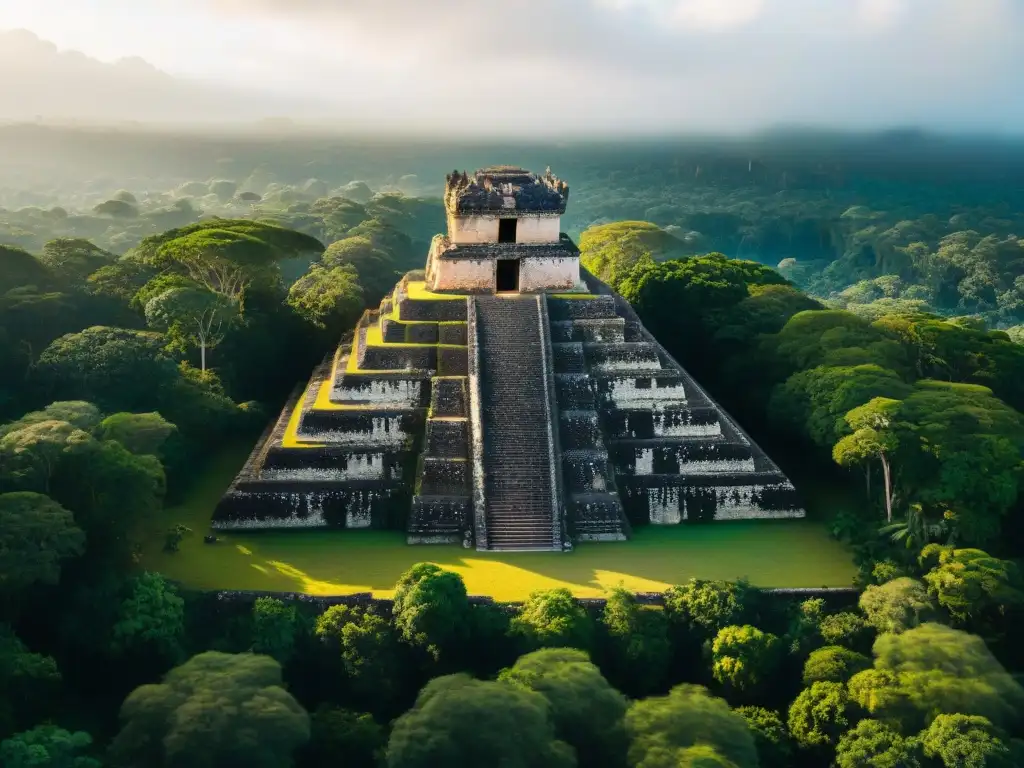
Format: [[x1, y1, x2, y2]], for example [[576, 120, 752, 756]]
[[1, 0, 1023, 135]]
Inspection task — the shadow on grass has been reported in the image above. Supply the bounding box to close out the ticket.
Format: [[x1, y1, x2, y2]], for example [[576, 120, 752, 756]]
[[143, 444, 857, 600]]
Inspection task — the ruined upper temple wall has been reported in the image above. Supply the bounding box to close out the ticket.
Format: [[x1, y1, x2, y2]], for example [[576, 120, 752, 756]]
[[448, 213, 561, 244], [445, 166, 569, 216]]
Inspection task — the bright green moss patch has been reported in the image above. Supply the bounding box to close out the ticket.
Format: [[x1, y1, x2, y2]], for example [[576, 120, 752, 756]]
[[405, 281, 466, 301]]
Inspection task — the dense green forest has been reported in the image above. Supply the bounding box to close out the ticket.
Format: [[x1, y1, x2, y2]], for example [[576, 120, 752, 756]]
[[1, 129, 1023, 766]]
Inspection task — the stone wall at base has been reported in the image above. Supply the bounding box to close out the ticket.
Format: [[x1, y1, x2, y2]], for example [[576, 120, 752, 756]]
[[214, 483, 410, 530]]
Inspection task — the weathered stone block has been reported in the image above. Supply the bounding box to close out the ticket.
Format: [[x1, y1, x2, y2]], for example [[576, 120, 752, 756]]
[[299, 409, 422, 447], [437, 346, 468, 376], [610, 441, 755, 476], [602, 406, 722, 440], [618, 473, 804, 525], [562, 451, 615, 493], [418, 457, 470, 496], [567, 493, 630, 541], [425, 418, 469, 458], [552, 342, 586, 374], [555, 374, 596, 410], [438, 322, 468, 345], [551, 318, 626, 343], [398, 296, 468, 322], [584, 342, 661, 373], [548, 295, 617, 320], [594, 374, 688, 409], [262, 447, 405, 481], [406, 322, 439, 344], [430, 377, 467, 417], [360, 344, 437, 371], [381, 316, 407, 342], [559, 410, 602, 450], [407, 495, 469, 543], [332, 373, 430, 407]]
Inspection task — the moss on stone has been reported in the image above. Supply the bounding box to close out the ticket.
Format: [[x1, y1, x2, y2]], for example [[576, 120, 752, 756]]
[[406, 281, 467, 301]]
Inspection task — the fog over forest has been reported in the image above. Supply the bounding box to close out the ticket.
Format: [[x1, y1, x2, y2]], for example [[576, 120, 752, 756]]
[[1, 0, 1023, 134]]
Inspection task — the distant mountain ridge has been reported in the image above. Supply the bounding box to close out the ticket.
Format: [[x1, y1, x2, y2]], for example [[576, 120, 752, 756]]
[[0, 29, 307, 125]]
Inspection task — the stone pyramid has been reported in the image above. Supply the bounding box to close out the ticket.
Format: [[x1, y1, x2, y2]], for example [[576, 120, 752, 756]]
[[213, 167, 803, 550]]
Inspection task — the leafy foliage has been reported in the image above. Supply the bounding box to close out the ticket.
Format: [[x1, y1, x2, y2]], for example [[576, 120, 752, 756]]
[[109, 651, 310, 768], [0, 725, 101, 768], [392, 563, 471, 663], [710, 625, 782, 694], [0, 492, 84, 592], [499, 648, 628, 768], [385, 674, 574, 768], [626, 684, 758, 768], [509, 588, 594, 652], [834, 719, 921, 768]]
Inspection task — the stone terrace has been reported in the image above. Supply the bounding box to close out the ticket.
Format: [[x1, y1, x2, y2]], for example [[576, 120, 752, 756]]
[[213, 275, 470, 538], [548, 269, 806, 527]]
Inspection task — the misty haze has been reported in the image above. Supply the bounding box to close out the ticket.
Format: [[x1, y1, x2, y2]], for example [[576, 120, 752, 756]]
[[2, 3, 1024, 768]]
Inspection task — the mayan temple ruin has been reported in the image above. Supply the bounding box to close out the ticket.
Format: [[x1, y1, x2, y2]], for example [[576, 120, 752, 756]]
[[213, 166, 804, 550]]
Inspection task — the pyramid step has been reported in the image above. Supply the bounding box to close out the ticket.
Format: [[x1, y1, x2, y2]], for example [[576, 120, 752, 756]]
[[550, 318, 626, 343]]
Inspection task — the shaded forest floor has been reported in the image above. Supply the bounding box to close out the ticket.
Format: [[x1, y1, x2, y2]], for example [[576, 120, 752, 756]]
[[141, 444, 857, 600]]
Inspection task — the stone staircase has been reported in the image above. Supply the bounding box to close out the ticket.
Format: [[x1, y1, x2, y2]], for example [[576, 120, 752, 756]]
[[475, 295, 562, 551]]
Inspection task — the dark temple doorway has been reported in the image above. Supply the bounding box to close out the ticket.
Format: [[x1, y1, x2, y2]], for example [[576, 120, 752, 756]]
[[498, 218, 517, 243], [496, 259, 519, 292]]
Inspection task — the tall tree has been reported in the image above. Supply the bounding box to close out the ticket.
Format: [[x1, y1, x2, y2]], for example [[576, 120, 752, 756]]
[[385, 674, 573, 768], [599, 587, 671, 696], [919, 714, 1014, 768], [144, 286, 236, 371], [499, 648, 628, 768], [921, 546, 1024, 634], [111, 572, 185, 666], [859, 578, 936, 635], [38, 238, 116, 281], [0, 492, 84, 593], [391, 563, 471, 664], [509, 589, 594, 652], [834, 719, 921, 768], [787, 681, 855, 752], [832, 397, 903, 521], [710, 625, 782, 695], [109, 651, 309, 768], [250, 597, 298, 664], [314, 604, 404, 714], [625, 684, 758, 768]]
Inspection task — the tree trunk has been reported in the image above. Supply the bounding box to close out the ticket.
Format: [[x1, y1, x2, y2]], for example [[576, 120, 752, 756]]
[[880, 453, 893, 523], [201, 343, 206, 372]]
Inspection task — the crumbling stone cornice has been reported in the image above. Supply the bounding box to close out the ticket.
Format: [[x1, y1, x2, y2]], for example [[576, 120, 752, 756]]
[[444, 166, 569, 215]]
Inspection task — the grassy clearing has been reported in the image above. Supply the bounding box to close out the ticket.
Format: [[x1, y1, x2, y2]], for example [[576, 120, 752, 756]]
[[143, 445, 857, 600]]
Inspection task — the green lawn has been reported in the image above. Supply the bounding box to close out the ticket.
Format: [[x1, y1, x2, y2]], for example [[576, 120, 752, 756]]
[[142, 444, 857, 601]]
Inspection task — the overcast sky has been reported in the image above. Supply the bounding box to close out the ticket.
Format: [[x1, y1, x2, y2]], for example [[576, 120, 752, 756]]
[[1, 0, 1022, 134]]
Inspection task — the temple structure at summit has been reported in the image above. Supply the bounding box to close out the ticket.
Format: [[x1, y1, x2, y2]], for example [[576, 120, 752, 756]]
[[213, 166, 804, 551]]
